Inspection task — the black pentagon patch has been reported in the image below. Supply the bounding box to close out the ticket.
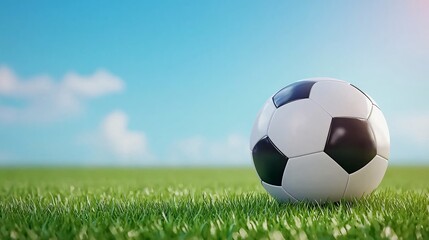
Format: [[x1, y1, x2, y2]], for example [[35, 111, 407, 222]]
[[272, 81, 316, 108], [325, 118, 377, 174], [252, 136, 288, 186]]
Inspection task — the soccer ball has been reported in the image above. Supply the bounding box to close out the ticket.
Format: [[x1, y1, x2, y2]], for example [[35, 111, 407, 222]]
[[250, 78, 390, 203]]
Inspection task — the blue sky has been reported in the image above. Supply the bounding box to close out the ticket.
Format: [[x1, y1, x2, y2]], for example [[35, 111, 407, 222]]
[[0, 1, 428, 166]]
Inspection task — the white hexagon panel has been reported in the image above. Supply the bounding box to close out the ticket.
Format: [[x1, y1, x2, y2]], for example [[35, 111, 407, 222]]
[[368, 107, 390, 159], [282, 152, 349, 202], [343, 155, 388, 199], [261, 181, 297, 203], [310, 81, 373, 119], [249, 97, 276, 150], [268, 99, 332, 158]]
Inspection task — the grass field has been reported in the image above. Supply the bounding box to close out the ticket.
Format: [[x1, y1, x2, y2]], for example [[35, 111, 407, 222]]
[[0, 167, 428, 239]]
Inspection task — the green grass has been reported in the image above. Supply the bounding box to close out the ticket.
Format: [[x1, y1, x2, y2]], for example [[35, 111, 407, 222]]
[[0, 167, 428, 239]]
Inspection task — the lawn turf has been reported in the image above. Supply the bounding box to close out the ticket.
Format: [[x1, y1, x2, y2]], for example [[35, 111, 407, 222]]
[[0, 167, 428, 239]]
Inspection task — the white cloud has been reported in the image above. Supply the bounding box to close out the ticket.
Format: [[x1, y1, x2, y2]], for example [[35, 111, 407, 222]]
[[100, 111, 150, 161], [393, 113, 429, 145], [169, 134, 251, 166], [63, 70, 123, 98], [0, 66, 124, 123], [80, 110, 152, 165], [386, 113, 429, 164], [0, 150, 12, 164]]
